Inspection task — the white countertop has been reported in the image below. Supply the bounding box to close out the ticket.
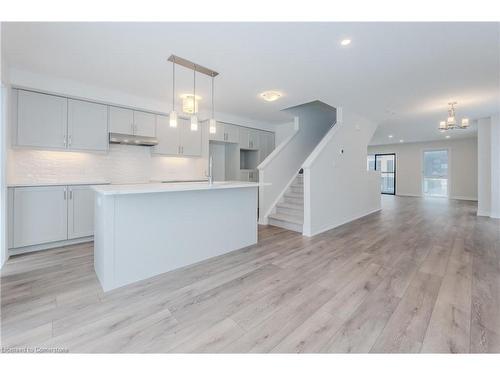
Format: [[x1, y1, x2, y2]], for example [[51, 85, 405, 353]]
[[8, 181, 110, 188], [92, 181, 261, 195]]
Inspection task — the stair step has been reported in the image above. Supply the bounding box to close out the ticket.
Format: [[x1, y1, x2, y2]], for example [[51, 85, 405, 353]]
[[283, 195, 303, 205], [276, 206, 303, 217], [268, 214, 303, 233], [290, 185, 304, 193], [285, 191, 303, 199], [268, 212, 303, 225], [278, 201, 303, 210]]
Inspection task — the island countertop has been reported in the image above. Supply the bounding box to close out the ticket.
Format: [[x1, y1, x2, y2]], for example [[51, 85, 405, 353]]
[[91, 181, 261, 195]]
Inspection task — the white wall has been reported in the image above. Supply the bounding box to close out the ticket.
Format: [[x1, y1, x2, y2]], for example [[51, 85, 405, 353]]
[[6, 68, 275, 185], [368, 137, 478, 201], [478, 118, 492, 215], [303, 110, 381, 236], [490, 114, 500, 218], [274, 121, 296, 146]]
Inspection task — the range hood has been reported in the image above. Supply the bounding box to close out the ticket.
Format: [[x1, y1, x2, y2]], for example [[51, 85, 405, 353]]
[[109, 133, 159, 147]]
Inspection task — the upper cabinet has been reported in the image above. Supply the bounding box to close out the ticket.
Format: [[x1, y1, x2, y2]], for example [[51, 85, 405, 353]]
[[239, 127, 260, 150], [109, 107, 156, 137], [152, 115, 201, 157], [14, 89, 108, 152], [109, 106, 134, 134], [68, 99, 108, 151], [209, 122, 239, 143], [16, 90, 68, 149], [133, 110, 156, 137]]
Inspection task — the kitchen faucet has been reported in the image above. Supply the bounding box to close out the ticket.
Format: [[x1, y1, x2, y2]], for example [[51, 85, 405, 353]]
[[206, 156, 214, 185]]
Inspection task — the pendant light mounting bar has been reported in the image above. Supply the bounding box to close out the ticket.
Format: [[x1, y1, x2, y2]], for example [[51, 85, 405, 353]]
[[168, 54, 219, 77]]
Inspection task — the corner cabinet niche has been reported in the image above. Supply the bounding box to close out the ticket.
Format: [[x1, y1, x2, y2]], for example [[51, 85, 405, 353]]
[[152, 115, 202, 157], [208, 121, 275, 183], [14, 89, 109, 152]]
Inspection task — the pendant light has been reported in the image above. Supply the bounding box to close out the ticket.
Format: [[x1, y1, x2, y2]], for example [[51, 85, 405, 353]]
[[169, 57, 178, 128], [190, 65, 198, 131], [209, 74, 216, 134]]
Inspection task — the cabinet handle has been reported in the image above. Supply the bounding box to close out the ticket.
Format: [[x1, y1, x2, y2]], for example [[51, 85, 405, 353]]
[[64, 189, 67, 200], [69, 189, 73, 200], [63, 135, 67, 147], [68, 135, 72, 146]]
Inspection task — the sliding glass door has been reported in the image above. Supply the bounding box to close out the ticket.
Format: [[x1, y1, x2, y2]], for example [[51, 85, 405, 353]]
[[423, 149, 448, 197], [375, 153, 396, 195]]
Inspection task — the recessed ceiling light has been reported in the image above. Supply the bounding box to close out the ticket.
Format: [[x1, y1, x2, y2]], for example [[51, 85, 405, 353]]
[[445, 135, 451, 139], [340, 39, 351, 46], [388, 135, 394, 138], [399, 139, 404, 143], [260, 91, 282, 102]]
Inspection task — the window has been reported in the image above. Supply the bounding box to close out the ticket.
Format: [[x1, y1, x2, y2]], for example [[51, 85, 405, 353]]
[[423, 149, 448, 197], [367, 153, 396, 195]]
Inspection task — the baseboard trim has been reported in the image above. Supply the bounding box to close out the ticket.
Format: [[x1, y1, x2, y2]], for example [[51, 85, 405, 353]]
[[8, 236, 93, 256], [451, 196, 478, 201], [304, 207, 382, 237]]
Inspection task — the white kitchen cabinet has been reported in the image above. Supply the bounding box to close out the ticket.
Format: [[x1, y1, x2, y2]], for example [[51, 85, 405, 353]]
[[68, 99, 108, 151], [109, 106, 134, 134], [209, 122, 239, 143], [133, 110, 156, 137], [208, 121, 225, 142], [153, 114, 180, 155], [239, 170, 258, 182], [16, 90, 68, 149], [239, 127, 260, 150], [109, 107, 156, 137], [68, 185, 95, 239], [153, 116, 201, 157], [179, 118, 202, 156], [224, 123, 239, 143], [13, 186, 68, 248]]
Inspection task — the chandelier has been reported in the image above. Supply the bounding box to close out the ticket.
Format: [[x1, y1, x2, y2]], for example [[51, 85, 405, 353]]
[[439, 102, 469, 131]]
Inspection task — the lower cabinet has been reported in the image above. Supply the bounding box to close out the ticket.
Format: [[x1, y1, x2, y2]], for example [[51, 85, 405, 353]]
[[240, 170, 259, 182], [9, 184, 99, 250], [12, 186, 68, 248], [68, 185, 95, 239]]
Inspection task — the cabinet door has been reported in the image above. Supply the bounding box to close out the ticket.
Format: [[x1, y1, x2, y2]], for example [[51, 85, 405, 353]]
[[13, 186, 68, 248], [134, 111, 156, 137], [225, 123, 239, 143], [17, 90, 68, 149], [152, 115, 180, 155], [179, 118, 202, 156], [239, 170, 250, 182], [208, 121, 225, 142], [68, 185, 95, 239], [249, 170, 259, 182], [249, 129, 260, 150], [109, 106, 134, 134], [68, 99, 108, 151], [239, 128, 250, 149]]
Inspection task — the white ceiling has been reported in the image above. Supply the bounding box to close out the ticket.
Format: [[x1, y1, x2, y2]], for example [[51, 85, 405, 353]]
[[3, 22, 499, 144]]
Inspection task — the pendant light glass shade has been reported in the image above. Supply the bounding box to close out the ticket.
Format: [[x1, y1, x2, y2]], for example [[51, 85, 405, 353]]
[[461, 118, 469, 128], [208, 74, 216, 134], [439, 121, 447, 130], [169, 110, 177, 128], [209, 118, 216, 134]]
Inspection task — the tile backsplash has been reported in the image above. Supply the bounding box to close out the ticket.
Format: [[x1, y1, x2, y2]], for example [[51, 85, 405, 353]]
[[8, 144, 208, 185]]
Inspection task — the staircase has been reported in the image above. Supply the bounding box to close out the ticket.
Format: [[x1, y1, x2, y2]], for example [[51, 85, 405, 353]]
[[268, 173, 304, 232]]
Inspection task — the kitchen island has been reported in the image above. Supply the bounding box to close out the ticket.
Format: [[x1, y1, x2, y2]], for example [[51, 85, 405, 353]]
[[92, 181, 259, 291]]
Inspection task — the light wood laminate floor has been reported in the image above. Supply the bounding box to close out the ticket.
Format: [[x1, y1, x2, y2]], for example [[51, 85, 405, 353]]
[[1, 196, 499, 353]]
